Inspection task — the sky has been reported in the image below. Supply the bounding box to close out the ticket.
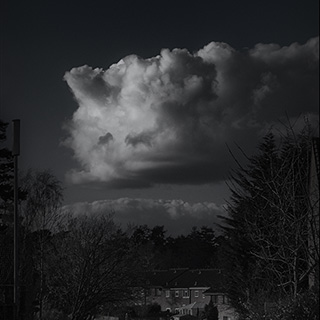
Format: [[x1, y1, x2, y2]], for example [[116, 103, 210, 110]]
[[1, 0, 319, 235]]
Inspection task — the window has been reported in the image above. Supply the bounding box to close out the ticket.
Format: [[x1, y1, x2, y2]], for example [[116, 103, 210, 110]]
[[166, 290, 170, 298], [175, 290, 179, 297], [195, 290, 199, 297], [183, 290, 189, 298], [223, 295, 229, 304], [155, 288, 162, 296], [144, 288, 150, 296]]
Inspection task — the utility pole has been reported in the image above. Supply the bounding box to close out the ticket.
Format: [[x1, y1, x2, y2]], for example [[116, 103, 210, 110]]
[[12, 119, 20, 320]]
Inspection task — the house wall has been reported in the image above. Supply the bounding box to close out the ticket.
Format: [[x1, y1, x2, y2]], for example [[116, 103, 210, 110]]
[[149, 288, 211, 312], [217, 304, 238, 320], [189, 288, 211, 304], [147, 288, 235, 319], [143, 269, 238, 320]]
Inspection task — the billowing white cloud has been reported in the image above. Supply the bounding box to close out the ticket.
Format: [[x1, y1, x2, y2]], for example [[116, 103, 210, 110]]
[[63, 37, 319, 186], [62, 198, 226, 236]]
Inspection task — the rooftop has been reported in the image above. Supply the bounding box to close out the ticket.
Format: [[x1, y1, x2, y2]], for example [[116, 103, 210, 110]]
[[145, 269, 227, 293]]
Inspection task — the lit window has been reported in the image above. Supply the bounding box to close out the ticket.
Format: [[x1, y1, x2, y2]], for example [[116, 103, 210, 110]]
[[175, 290, 179, 297]]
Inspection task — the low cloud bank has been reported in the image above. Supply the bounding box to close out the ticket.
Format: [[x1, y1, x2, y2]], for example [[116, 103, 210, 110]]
[[62, 198, 227, 236], [63, 37, 319, 187]]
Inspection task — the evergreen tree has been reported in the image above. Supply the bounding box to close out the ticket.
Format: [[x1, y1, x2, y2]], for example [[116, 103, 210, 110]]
[[0, 119, 14, 213], [222, 125, 318, 317], [202, 300, 218, 320]]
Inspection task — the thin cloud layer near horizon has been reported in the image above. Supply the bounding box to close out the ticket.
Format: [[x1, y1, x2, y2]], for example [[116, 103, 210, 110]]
[[62, 197, 227, 236], [63, 37, 319, 188]]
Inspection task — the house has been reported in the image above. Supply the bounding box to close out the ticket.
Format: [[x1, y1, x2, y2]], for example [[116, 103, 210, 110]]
[[143, 269, 238, 320]]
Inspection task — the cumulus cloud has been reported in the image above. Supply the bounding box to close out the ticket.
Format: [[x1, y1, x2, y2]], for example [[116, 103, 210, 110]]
[[63, 37, 319, 186], [62, 198, 226, 236]]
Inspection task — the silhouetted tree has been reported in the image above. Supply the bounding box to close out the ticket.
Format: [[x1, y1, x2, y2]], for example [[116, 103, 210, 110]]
[[131, 224, 220, 269], [18, 170, 64, 320], [0, 120, 14, 293], [0, 120, 14, 212], [202, 300, 218, 320], [45, 214, 145, 320], [222, 124, 319, 317], [163, 226, 217, 268]]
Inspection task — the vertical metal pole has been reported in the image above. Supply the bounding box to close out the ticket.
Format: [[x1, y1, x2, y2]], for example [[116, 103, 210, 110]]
[[12, 119, 20, 319]]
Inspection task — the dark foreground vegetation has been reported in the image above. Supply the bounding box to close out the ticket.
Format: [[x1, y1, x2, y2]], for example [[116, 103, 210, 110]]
[[0, 119, 319, 320], [221, 124, 319, 319]]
